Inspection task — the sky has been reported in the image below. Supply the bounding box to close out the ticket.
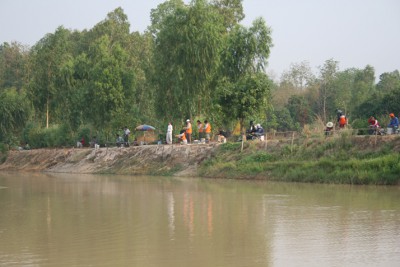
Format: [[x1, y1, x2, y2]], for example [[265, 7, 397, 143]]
[[1, 0, 399, 81]]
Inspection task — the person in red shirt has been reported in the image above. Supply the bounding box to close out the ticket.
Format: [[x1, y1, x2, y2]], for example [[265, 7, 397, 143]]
[[367, 116, 380, 135]]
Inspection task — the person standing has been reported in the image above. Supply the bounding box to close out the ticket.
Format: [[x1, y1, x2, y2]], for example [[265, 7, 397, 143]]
[[339, 114, 347, 128], [123, 126, 131, 146], [166, 122, 173, 144], [204, 120, 212, 142], [197, 120, 204, 140], [184, 119, 192, 144]]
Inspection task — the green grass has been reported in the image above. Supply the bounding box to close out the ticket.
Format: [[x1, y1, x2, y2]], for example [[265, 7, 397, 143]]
[[198, 136, 400, 185]]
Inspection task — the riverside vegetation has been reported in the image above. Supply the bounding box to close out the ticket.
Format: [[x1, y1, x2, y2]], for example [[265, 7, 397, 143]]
[[1, 133, 399, 186], [198, 134, 400, 185]]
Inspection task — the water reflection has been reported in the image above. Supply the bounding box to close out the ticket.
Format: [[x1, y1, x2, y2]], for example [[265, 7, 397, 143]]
[[0, 172, 399, 267]]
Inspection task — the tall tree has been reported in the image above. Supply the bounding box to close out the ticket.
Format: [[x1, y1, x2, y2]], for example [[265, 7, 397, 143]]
[[280, 61, 315, 91], [220, 18, 272, 82], [350, 65, 375, 111], [85, 36, 130, 130], [376, 70, 400, 93], [317, 59, 339, 122], [210, 0, 244, 30], [286, 94, 312, 127], [77, 8, 138, 131], [151, 0, 224, 119], [218, 17, 273, 130], [219, 73, 271, 130], [29, 26, 73, 128], [0, 42, 30, 92], [0, 88, 31, 141]]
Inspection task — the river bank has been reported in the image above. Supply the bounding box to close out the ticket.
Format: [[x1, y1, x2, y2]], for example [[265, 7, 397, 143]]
[[0, 143, 218, 177], [1, 134, 400, 185]]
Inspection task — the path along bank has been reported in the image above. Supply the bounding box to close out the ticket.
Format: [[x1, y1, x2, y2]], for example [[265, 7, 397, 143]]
[[1, 134, 400, 185]]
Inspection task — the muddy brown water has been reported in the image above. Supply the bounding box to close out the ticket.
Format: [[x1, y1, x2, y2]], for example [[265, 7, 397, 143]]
[[0, 172, 399, 266]]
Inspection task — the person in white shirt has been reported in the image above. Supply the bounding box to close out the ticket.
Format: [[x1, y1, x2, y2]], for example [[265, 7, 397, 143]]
[[123, 126, 131, 146], [166, 122, 173, 144]]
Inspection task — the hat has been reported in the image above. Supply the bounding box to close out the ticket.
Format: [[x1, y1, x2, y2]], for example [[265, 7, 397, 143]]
[[390, 113, 395, 117], [186, 119, 190, 122], [326, 122, 333, 128]]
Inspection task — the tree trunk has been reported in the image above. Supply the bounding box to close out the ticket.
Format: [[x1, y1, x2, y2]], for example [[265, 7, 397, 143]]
[[46, 97, 49, 129]]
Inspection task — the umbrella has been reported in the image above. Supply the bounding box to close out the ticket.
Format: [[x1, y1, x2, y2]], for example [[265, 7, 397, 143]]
[[135, 125, 156, 145], [135, 124, 156, 131]]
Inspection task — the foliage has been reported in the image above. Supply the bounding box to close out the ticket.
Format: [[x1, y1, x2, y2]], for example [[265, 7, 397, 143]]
[[151, 0, 224, 119], [0, 3, 399, 148], [0, 42, 29, 91], [219, 73, 272, 131], [286, 94, 313, 127], [200, 135, 400, 185], [271, 108, 298, 132], [0, 88, 31, 141], [25, 124, 74, 148], [280, 61, 315, 91]]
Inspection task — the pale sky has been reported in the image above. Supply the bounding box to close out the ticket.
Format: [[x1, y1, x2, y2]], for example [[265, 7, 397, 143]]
[[1, 0, 399, 81]]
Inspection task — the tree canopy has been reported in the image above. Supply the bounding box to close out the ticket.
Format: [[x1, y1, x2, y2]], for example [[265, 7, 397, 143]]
[[0, 1, 399, 148]]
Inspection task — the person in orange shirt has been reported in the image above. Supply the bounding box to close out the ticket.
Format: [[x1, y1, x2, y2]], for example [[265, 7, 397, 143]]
[[175, 130, 187, 145], [339, 115, 347, 128], [197, 120, 204, 140], [336, 109, 347, 128], [204, 120, 212, 142], [184, 119, 192, 144]]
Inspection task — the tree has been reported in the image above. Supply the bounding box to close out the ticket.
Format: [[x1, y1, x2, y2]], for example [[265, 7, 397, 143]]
[[219, 72, 271, 131], [272, 107, 297, 132], [72, 8, 140, 132], [286, 94, 312, 127], [85, 35, 130, 130], [151, 0, 224, 119], [210, 0, 244, 30], [0, 88, 31, 141], [220, 18, 272, 82], [376, 70, 400, 93], [29, 26, 73, 128], [218, 17, 273, 130], [350, 65, 376, 111], [280, 61, 315, 91], [317, 59, 339, 122], [0, 42, 30, 92]]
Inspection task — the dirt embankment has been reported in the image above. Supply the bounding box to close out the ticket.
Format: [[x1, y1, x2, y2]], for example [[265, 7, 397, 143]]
[[0, 144, 219, 176]]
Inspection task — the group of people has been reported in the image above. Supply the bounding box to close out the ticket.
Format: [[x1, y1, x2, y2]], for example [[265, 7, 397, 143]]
[[325, 111, 399, 135], [368, 113, 399, 135], [77, 136, 99, 148], [246, 121, 265, 140], [167, 119, 212, 145], [325, 110, 348, 135], [116, 126, 131, 147]]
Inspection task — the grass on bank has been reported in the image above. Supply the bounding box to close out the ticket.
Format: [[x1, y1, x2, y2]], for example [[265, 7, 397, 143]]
[[198, 135, 400, 185]]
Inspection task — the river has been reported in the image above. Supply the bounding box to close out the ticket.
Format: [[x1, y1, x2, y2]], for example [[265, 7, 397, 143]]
[[0, 172, 399, 267]]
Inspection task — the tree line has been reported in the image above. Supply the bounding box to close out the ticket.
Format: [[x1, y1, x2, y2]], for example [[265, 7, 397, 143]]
[[0, 0, 399, 148]]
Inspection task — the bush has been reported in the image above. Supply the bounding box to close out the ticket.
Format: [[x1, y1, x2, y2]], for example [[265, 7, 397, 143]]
[[219, 142, 242, 152], [25, 124, 74, 148]]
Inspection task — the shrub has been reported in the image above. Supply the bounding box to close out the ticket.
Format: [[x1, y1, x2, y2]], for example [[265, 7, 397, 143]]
[[25, 124, 74, 148]]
